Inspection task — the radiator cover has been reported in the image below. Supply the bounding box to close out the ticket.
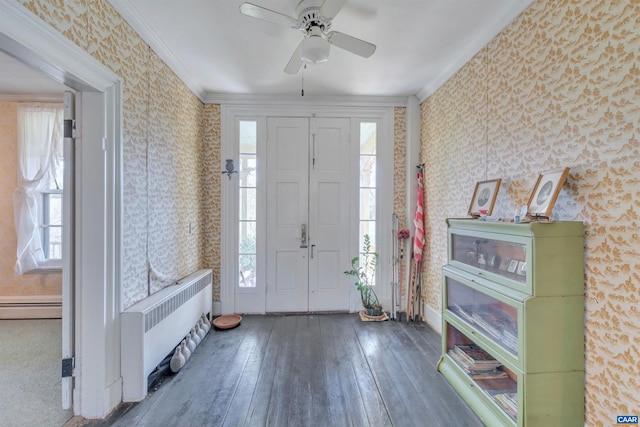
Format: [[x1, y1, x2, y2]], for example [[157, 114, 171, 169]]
[[121, 269, 212, 401]]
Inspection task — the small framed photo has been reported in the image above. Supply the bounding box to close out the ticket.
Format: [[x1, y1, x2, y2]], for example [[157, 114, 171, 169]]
[[468, 179, 502, 218], [498, 257, 511, 271], [516, 261, 527, 276], [526, 168, 570, 219], [507, 259, 519, 273]]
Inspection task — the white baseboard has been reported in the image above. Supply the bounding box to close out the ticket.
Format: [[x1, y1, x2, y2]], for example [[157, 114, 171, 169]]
[[212, 301, 222, 316], [425, 304, 442, 334], [0, 295, 62, 319]]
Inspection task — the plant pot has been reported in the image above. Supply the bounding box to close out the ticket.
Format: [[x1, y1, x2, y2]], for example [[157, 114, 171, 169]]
[[365, 308, 383, 317]]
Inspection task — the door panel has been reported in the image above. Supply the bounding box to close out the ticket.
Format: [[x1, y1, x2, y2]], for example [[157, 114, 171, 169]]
[[309, 118, 351, 311], [266, 118, 309, 312], [266, 117, 351, 312]]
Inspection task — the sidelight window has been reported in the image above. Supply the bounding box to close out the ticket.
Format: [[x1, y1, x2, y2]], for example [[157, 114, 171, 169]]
[[359, 122, 377, 283], [238, 120, 257, 288]]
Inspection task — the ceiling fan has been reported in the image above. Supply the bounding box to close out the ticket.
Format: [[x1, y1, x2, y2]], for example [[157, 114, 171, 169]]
[[239, 0, 376, 74]]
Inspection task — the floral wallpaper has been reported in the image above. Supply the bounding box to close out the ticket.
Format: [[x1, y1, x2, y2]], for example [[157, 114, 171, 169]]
[[201, 104, 221, 301], [16, 0, 217, 309], [393, 107, 408, 299], [421, 0, 640, 424]]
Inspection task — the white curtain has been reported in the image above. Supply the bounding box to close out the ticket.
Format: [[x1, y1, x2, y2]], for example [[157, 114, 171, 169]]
[[13, 104, 63, 275]]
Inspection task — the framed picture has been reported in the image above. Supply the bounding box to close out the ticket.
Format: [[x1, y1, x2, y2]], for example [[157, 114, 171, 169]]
[[526, 168, 570, 219], [516, 261, 527, 276], [498, 257, 511, 271], [468, 179, 502, 218], [507, 259, 519, 273]]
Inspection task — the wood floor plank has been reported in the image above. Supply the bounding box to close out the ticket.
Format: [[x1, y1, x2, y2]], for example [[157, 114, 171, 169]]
[[286, 315, 332, 426], [337, 315, 393, 426], [255, 315, 297, 426], [202, 316, 275, 426], [380, 321, 484, 426], [318, 315, 371, 427], [103, 314, 486, 427], [220, 317, 275, 427], [354, 322, 426, 426]]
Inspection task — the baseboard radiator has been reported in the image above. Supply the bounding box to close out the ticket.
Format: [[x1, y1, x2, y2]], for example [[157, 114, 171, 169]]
[[0, 295, 62, 319], [121, 269, 212, 402]]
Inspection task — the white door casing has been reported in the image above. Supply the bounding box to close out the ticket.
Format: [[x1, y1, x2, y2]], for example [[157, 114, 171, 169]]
[[220, 102, 396, 316], [0, 0, 123, 418], [62, 91, 76, 410]]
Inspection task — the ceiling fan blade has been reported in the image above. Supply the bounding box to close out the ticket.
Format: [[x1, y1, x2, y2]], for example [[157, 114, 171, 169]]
[[327, 31, 376, 58], [320, 0, 348, 19], [284, 41, 304, 74], [239, 3, 298, 28]]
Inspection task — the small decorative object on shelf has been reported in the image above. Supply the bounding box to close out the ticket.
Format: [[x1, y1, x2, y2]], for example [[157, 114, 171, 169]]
[[438, 218, 585, 426]]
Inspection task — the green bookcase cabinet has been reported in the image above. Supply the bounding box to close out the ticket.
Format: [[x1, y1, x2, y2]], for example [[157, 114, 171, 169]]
[[437, 219, 585, 427]]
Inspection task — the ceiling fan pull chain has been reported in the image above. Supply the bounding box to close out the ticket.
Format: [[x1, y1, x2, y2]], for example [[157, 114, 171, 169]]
[[301, 63, 306, 96]]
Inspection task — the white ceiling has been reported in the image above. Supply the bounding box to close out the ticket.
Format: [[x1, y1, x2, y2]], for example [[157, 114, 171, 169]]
[[0, 0, 533, 101], [109, 0, 534, 102], [0, 50, 67, 98]]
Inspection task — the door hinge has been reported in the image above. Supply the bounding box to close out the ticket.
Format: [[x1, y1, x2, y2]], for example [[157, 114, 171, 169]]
[[63, 91, 77, 138], [62, 357, 75, 378], [63, 119, 76, 139]]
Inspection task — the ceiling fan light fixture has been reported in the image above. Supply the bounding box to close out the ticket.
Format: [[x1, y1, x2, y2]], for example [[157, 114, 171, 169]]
[[301, 35, 330, 63]]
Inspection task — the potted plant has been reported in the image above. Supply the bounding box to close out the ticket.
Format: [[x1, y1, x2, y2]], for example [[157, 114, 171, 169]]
[[344, 234, 382, 317]]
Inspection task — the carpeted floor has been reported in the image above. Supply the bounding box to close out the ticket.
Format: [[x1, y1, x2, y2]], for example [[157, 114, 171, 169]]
[[0, 319, 73, 427]]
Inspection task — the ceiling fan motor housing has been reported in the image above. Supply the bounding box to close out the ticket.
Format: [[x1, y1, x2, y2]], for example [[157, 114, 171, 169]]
[[296, 0, 331, 33]]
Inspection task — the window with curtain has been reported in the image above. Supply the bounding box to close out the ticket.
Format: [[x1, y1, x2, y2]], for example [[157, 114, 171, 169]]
[[13, 103, 64, 274]]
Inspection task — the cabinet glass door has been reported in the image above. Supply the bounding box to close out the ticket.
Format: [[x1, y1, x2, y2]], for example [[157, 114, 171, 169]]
[[450, 231, 529, 293], [446, 324, 518, 423], [446, 276, 518, 356]]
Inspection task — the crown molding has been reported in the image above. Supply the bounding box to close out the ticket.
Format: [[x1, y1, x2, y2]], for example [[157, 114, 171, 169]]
[[1, 0, 119, 92], [108, 0, 206, 102], [205, 92, 408, 107], [416, 0, 534, 103]]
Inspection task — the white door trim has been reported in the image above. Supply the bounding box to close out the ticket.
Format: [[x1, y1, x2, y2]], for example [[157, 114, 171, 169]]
[[0, 0, 123, 419], [220, 103, 394, 315]]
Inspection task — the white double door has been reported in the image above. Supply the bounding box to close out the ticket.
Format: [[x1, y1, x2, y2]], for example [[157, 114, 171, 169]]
[[266, 117, 351, 312]]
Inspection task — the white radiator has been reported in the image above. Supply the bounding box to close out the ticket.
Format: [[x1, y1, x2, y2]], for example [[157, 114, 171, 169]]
[[121, 269, 212, 402]]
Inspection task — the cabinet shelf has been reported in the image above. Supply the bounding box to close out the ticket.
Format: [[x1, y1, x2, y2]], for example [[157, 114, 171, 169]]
[[439, 219, 585, 426], [440, 323, 520, 425]]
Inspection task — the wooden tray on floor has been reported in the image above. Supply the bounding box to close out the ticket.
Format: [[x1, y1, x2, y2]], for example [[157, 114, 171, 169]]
[[213, 314, 242, 330]]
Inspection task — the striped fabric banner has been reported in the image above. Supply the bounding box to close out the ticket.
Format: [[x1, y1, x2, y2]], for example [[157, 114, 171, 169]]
[[413, 170, 425, 261]]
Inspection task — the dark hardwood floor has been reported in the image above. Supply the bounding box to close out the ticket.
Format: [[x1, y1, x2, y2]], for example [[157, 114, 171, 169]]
[[103, 314, 484, 427]]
